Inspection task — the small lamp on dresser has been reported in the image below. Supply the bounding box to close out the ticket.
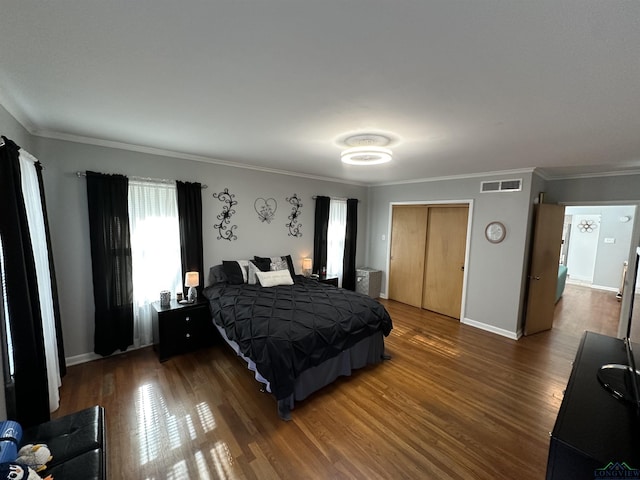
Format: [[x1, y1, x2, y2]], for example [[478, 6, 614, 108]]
[[185, 271, 199, 303]]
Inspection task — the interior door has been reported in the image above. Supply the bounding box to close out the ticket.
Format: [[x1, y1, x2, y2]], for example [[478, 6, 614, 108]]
[[388, 205, 427, 308], [422, 206, 469, 319], [524, 203, 565, 335]]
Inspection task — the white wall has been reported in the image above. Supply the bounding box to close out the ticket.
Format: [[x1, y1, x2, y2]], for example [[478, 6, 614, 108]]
[[564, 205, 636, 289], [0, 104, 33, 152], [366, 172, 536, 339], [36, 137, 368, 362]]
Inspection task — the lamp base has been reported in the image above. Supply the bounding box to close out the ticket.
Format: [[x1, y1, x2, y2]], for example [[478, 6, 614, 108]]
[[187, 286, 197, 303]]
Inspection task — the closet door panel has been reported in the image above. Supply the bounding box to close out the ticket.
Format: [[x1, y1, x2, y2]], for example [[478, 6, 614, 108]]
[[389, 206, 427, 308], [422, 206, 468, 319]]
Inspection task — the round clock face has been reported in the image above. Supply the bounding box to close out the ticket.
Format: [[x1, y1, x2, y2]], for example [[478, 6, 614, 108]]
[[485, 221, 506, 243]]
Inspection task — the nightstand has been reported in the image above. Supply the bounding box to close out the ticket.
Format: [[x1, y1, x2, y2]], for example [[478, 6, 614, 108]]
[[318, 276, 339, 287], [151, 299, 214, 361]]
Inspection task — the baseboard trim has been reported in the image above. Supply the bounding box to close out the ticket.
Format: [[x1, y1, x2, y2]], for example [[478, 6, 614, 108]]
[[462, 317, 521, 340], [590, 284, 619, 293], [65, 343, 151, 366]]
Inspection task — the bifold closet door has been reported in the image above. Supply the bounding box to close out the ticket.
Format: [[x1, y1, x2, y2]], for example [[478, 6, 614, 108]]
[[422, 206, 468, 319], [388, 206, 427, 308]]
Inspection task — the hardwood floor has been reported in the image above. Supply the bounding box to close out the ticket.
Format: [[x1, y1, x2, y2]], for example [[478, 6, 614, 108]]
[[55, 300, 592, 479], [553, 283, 621, 337]]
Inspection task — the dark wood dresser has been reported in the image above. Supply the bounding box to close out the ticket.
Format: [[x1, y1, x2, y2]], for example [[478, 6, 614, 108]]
[[546, 331, 640, 479]]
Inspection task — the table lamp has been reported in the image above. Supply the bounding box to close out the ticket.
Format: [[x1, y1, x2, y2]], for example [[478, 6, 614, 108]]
[[302, 257, 312, 277], [185, 271, 199, 303]]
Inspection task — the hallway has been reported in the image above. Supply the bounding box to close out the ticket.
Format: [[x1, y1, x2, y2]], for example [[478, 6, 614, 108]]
[[553, 283, 640, 342]]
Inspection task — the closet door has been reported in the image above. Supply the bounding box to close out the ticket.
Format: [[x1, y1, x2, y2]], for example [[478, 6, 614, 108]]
[[388, 205, 427, 308], [422, 206, 468, 319]]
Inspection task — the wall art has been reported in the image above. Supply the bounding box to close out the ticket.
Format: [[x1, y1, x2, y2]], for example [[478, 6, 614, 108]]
[[578, 219, 597, 233], [254, 197, 277, 223], [213, 187, 238, 241], [285, 193, 303, 237]]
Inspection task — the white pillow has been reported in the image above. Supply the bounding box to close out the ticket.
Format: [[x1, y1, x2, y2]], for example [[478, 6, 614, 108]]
[[247, 261, 261, 285], [256, 269, 294, 287]]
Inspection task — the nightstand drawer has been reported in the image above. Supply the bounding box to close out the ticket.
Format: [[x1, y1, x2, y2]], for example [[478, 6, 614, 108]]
[[151, 300, 213, 361]]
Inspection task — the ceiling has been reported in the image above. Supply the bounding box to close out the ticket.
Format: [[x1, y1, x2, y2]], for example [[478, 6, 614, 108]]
[[1, 1, 640, 185]]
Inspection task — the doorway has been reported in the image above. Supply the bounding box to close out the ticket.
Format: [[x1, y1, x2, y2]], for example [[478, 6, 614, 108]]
[[553, 205, 637, 340]]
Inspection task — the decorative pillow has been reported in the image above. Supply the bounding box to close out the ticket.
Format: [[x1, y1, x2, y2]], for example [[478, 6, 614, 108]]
[[270, 258, 288, 272], [247, 260, 269, 285], [208, 264, 227, 285], [251, 257, 271, 273], [254, 255, 296, 277], [222, 260, 249, 284], [255, 269, 294, 287]]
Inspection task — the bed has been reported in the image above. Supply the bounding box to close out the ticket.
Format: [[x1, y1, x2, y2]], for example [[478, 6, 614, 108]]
[[202, 260, 393, 420]]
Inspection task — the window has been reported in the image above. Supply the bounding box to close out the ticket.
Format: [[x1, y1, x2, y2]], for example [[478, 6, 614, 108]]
[[326, 199, 347, 286], [0, 235, 14, 380], [128, 181, 182, 347]]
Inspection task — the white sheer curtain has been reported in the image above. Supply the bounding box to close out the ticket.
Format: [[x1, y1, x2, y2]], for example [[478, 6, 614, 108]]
[[327, 199, 347, 286], [128, 181, 182, 348], [18, 149, 61, 411]]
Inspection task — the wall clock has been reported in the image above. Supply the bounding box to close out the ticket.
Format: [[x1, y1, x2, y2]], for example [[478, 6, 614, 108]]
[[485, 221, 506, 243]]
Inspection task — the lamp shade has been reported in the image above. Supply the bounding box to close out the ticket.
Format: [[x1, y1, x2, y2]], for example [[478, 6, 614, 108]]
[[302, 258, 313, 270], [184, 271, 199, 287]]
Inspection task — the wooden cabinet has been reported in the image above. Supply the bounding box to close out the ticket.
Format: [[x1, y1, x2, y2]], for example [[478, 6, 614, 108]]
[[151, 300, 214, 361]]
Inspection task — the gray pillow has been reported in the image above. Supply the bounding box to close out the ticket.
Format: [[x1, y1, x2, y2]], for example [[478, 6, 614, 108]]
[[208, 264, 228, 285]]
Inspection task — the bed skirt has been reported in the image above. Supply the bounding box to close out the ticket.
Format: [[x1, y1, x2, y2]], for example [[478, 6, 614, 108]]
[[214, 322, 386, 420]]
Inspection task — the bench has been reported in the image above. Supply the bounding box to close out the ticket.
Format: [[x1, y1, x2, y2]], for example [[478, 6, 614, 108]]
[[20, 405, 106, 479]]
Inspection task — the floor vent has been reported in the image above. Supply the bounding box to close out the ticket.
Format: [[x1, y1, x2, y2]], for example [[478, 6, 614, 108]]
[[480, 178, 522, 193]]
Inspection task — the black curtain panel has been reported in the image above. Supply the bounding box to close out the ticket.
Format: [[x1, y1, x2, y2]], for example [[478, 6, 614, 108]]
[[313, 196, 330, 275], [35, 162, 66, 377], [342, 198, 358, 291], [176, 181, 204, 295], [0, 137, 50, 426], [86, 171, 134, 356]]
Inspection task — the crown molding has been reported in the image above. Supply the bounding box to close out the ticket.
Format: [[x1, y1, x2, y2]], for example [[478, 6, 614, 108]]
[[0, 87, 36, 134], [370, 167, 536, 187], [31, 128, 368, 187], [537, 167, 640, 181]]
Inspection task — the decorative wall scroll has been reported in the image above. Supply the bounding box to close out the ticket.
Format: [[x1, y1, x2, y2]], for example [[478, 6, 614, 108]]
[[254, 197, 277, 223], [285, 193, 303, 237], [213, 187, 238, 241]]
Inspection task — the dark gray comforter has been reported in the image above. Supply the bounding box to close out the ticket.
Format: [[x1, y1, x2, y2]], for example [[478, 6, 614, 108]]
[[203, 276, 393, 400]]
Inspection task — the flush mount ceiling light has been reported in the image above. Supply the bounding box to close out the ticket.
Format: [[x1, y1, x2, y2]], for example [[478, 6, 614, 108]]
[[341, 134, 393, 165]]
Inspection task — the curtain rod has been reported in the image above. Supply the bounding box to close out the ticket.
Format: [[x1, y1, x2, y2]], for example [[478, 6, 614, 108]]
[[313, 195, 359, 202], [75, 171, 208, 189]]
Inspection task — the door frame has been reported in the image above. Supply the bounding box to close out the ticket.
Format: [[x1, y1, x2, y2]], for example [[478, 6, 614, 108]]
[[385, 199, 474, 321], [558, 201, 640, 339]]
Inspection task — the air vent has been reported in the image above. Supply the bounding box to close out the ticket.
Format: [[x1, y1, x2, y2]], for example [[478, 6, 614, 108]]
[[481, 179, 522, 193]]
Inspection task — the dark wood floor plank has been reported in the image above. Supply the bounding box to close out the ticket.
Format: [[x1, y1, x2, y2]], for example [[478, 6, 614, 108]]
[[53, 289, 620, 479]]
